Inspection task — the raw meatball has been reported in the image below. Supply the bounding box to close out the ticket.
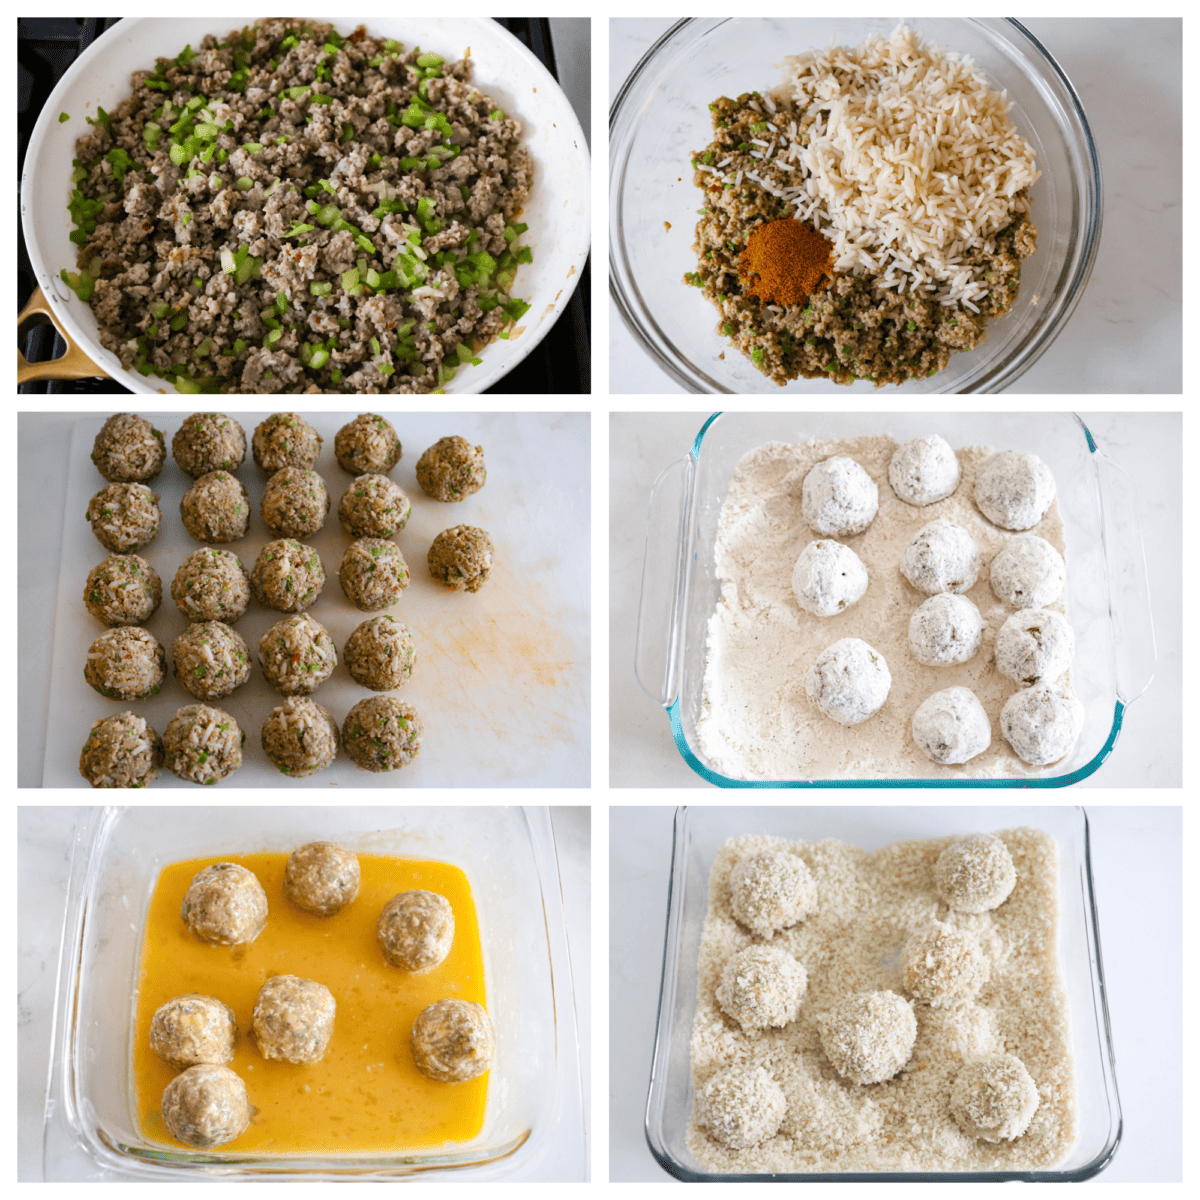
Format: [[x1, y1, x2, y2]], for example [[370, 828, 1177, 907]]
[[172, 547, 250, 624], [908, 594, 983, 666], [161, 1064, 250, 1149], [888, 435, 960, 506], [84, 626, 165, 700], [261, 697, 340, 778], [989, 535, 1065, 610], [180, 471, 250, 543], [172, 413, 247, 478], [1000, 683, 1084, 766], [338, 474, 412, 538], [164, 704, 244, 785], [911, 687, 992, 765], [903, 924, 988, 1007], [258, 613, 337, 695], [335, 413, 402, 474], [339, 538, 410, 611], [343, 696, 422, 771], [817, 990, 916, 1085], [729, 850, 818, 938], [83, 554, 161, 627], [86, 482, 161, 553], [173, 622, 251, 701], [344, 616, 416, 691], [253, 975, 336, 1064], [899, 519, 981, 595], [250, 540, 325, 612], [252, 413, 323, 472], [378, 890, 454, 970], [951, 1054, 1039, 1142], [935, 834, 1016, 913], [416, 436, 487, 502], [91, 413, 165, 483], [284, 842, 360, 915], [697, 1065, 786, 1150], [150, 994, 237, 1068], [428, 525, 494, 593], [716, 944, 807, 1032], [806, 637, 891, 725], [181, 863, 267, 944], [801, 456, 879, 536], [79, 712, 162, 788], [410, 998, 494, 1083], [995, 609, 1075, 685], [261, 467, 330, 538], [975, 450, 1056, 531], [791, 539, 868, 617]]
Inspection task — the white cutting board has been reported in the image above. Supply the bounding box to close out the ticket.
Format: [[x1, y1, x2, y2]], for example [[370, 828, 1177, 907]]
[[43, 411, 590, 788]]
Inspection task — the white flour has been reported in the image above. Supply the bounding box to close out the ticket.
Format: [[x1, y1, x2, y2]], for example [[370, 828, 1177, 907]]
[[696, 436, 1071, 781]]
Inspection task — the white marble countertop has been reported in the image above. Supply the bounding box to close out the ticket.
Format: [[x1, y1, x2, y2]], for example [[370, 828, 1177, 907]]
[[609, 18, 1181, 393], [609, 805, 1181, 1181], [17, 805, 590, 1181], [609, 412, 1181, 787]]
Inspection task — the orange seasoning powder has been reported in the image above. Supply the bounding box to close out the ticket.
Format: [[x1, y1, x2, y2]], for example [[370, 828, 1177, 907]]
[[739, 218, 835, 307]]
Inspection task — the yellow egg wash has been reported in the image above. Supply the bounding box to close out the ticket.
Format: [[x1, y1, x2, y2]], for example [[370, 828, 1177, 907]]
[[134, 852, 487, 1154]]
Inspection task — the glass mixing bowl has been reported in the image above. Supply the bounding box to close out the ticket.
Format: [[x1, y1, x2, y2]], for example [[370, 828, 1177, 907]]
[[610, 18, 1102, 394]]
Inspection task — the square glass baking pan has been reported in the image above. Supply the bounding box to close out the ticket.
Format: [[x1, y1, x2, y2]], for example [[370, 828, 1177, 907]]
[[43, 806, 574, 1180], [645, 805, 1122, 1181], [634, 412, 1156, 786]]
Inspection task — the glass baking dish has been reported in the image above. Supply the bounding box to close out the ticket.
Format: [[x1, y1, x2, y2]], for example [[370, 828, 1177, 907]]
[[645, 805, 1122, 1181], [634, 412, 1156, 786], [43, 806, 574, 1180]]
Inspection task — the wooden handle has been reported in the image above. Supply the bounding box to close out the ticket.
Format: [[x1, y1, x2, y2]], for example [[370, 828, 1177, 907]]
[[17, 287, 109, 383]]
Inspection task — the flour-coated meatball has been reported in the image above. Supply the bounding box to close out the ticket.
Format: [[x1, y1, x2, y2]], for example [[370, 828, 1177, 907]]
[[253, 975, 335, 1064], [899, 519, 980, 595], [989, 535, 1065, 609], [995, 609, 1074, 685], [285, 842, 360, 915], [150, 993, 237, 1068], [1000, 683, 1084, 766], [181, 863, 267, 945], [801, 456, 878, 536], [908, 594, 983, 666], [791, 539, 868, 617], [410, 998, 494, 1082], [378, 890, 454, 971], [911, 687, 991, 765], [975, 451, 1056, 531], [889, 435, 960, 505], [161, 1064, 250, 1149], [806, 637, 891, 725]]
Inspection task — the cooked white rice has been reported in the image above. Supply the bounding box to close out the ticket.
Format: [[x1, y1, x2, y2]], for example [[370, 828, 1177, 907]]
[[777, 25, 1040, 308]]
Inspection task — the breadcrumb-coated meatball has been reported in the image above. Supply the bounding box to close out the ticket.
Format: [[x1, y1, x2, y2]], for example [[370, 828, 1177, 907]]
[[934, 834, 1016, 913], [415, 436, 486, 502], [285, 842, 360, 915], [410, 998, 494, 1082], [698, 1065, 786, 1150], [817, 990, 916, 1085], [181, 863, 267, 945], [716, 944, 807, 1032], [903, 924, 988, 1007], [729, 849, 818, 938], [378, 890, 454, 971], [951, 1054, 1039, 1142]]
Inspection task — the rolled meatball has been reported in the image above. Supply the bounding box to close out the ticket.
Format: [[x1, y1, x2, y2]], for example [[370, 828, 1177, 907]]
[[792, 539, 868, 617], [261, 467, 330, 538], [697, 1065, 786, 1150], [250, 540, 325, 613], [410, 998, 494, 1082], [975, 450, 1056, 531], [342, 696, 422, 772], [338, 474, 413, 538], [258, 613, 336, 695], [172, 547, 251, 624], [261, 697, 340, 778], [79, 712, 162, 788], [86, 482, 161, 553], [989, 535, 1065, 610], [339, 539, 410, 611], [181, 863, 267, 945], [806, 638, 891, 726], [173, 622, 251, 701], [416, 436, 486, 502], [899, 519, 981, 595], [150, 993, 238, 1068], [343, 616, 416, 691], [335, 413, 403, 474], [951, 1054, 1039, 1142], [908, 594, 984, 667], [1001, 683, 1084, 767], [83, 554, 161, 627], [164, 704, 244, 785], [161, 1064, 250, 1149], [284, 842, 360, 915], [817, 990, 916, 1085], [935, 833, 1016, 913], [995, 609, 1075, 685], [84, 625, 165, 700], [91, 413, 165, 483], [180, 470, 251, 544], [888, 435, 960, 506], [253, 975, 336, 1064], [729, 850, 818, 938], [428, 525, 494, 593], [172, 413, 247, 478], [911, 687, 992, 765], [716, 944, 807, 1032], [378, 890, 454, 971], [801, 456, 878, 536], [252, 413, 323, 472]]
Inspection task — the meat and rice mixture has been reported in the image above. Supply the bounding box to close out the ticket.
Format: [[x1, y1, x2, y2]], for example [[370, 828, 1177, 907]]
[[687, 26, 1039, 387], [62, 19, 533, 394]]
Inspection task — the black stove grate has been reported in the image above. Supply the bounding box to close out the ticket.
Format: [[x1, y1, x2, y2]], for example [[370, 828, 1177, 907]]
[[18, 17, 589, 395]]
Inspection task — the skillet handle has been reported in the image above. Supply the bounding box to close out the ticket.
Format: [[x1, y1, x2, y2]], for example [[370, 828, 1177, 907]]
[[17, 287, 108, 383]]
